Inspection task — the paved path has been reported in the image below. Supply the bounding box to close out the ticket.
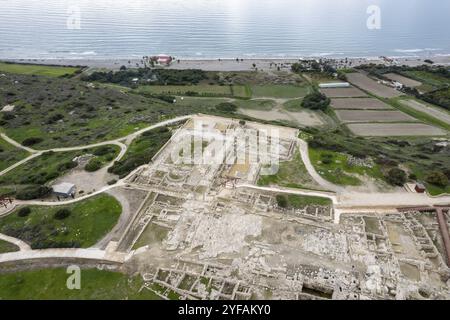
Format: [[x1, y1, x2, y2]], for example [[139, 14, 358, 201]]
[[0, 247, 127, 264], [0, 115, 192, 178], [0, 233, 31, 251]]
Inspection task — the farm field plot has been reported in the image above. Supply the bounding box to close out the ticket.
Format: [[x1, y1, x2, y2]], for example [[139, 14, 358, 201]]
[[346, 72, 402, 98], [347, 123, 447, 137], [0, 62, 81, 77], [400, 99, 450, 125], [238, 108, 324, 127], [320, 87, 368, 98], [250, 85, 311, 98], [384, 73, 422, 87], [331, 98, 392, 110], [335, 110, 417, 123], [135, 85, 238, 97]]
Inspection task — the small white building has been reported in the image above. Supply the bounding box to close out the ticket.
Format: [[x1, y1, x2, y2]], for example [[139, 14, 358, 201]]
[[52, 182, 76, 198], [319, 82, 350, 89]]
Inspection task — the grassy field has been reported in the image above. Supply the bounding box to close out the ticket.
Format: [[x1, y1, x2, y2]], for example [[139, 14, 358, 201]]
[[0, 194, 121, 249], [109, 127, 173, 178], [0, 62, 81, 78], [283, 98, 305, 111], [250, 85, 311, 98], [0, 239, 19, 253], [277, 194, 332, 208], [0, 145, 119, 196], [0, 268, 162, 300], [0, 137, 29, 171], [403, 70, 450, 91], [258, 151, 324, 190], [234, 99, 276, 110], [134, 84, 250, 98]]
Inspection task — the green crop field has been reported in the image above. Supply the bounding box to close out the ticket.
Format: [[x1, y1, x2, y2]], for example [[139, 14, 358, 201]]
[[0, 62, 81, 77], [0, 194, 121, 249], [0, 268, 162, 300], [135, 84, 250, 98]]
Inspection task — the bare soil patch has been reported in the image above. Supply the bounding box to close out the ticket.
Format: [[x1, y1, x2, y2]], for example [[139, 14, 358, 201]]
[[385, 73, 422, 88], [400, 99, 450, 125], [320, 87, 368, 98], [346, 72, 402, 98], [335, 110, 416, 123], [347, 123, 447, 136], [331, 98, 392, 110]]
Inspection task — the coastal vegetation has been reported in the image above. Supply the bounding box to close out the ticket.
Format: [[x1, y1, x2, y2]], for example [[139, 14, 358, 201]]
[[275, 194, 332, 209], [0, 137, 29, 171], [0, 239, 19, 253], [0, 194, 121, 249]]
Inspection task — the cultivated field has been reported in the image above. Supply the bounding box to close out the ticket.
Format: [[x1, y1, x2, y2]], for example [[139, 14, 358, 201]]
[[320, 87, 368, 98], [331, 98, 392, 110], [385, 73, 422, 87], [347, 123, 447, 137], [251, 85, 311, 98], [335, 110, 416, 123], [346, 72, 403, 98], [400, 99, 450, 125]]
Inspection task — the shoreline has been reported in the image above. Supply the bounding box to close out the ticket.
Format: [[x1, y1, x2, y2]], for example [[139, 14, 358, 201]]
[[2, 55, 450, 72]]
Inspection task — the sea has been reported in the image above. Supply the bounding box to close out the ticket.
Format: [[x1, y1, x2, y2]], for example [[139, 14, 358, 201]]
[[0, 0, 449, 60]]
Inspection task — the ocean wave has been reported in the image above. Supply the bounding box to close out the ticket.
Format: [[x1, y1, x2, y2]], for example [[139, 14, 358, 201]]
[[69, 51, 97, 56], [394, 48, 441, 53]]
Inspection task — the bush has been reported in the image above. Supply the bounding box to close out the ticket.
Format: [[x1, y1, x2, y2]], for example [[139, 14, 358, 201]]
[[216, 102, 237, 114], [93, 146, 114, 156], [276, 195, 288, 208], [17, 207, 31, 217], [301, 91, 330, 111], [385, 168, 407, 186], [22, 137, 43, 147], [425, 171, 448, 187], [54, 209, 71, 220], [16, 185, 51, 200], [85, 158, 102, 172]]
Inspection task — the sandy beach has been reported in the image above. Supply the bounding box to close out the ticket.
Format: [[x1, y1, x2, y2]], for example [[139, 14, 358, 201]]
[[3, 55, 450, 71]]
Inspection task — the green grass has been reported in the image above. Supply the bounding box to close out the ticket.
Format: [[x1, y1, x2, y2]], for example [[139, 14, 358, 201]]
[[0, 239, 19, 253], [283, 98, 304, 111], [0, 62, 80, 77], [234, 99, 276, 110], [0, 194, 121, 249], [279, 194, 332, 208], [258, 151, 324, 190], [134, 84, 250, 98], [109, 127, 173, 178], [250, 85, 311, 98], [0, 137, 29, 171], [0, 268, 162, 300], [409, 164, 450, 196], [309, 148, 384, 186], [403, 70, 450, 90], [0, 146, 119, 193]]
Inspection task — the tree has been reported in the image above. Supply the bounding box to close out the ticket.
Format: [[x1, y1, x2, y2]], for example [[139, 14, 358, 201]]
[[216, 102, 237, 114], [18, 207, 31, 217], [54, 209, 71, 220], [425, 171, 448, 187], [385, 168, 407, 186], [85, 158, 102, 172], [276, 195, 288, 208], [301, 91, 330, 111]]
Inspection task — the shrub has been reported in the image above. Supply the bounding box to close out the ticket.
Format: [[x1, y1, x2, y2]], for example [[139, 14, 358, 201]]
[[22, 137, 43, 147], [276, 195, 288, 208], [54, 209, 71, 220], [85, 158, 102, 172], [425, 171, 448, 187], [216, 102, 237, 114], [17, 207, 31, 217], [93, 146, 114, 156], [385, 168, 407, 186], [16, 185, 51, 200]]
